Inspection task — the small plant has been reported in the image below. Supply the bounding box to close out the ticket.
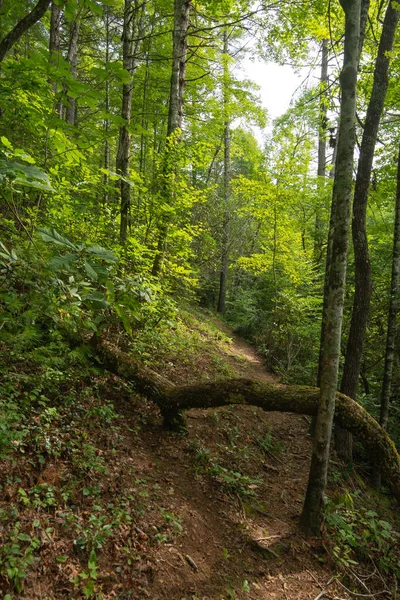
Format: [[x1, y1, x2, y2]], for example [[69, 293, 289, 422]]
[[0, 520, 41, 593], [256, 428, 283, 456], [159, 508, 183, 534], [210, 464, 261, 498], [71, 549, 101, 599], [325, 491, 400, 579]]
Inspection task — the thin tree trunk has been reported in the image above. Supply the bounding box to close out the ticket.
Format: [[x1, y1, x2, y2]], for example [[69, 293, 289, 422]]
[[336, 0, 400, 461], [313, 39, 328, 264], [217, 30, 230, 314], [49, 1, 61, 65], [65, 13, 80, 126], [117, 0, 142, 245], [103, 6, 110, 204], [49, 1, 62, 118], [372, 144, 400, 486], [0, 0, 51, 63], [151, 0, 191, 276], [316, 0, 370, 395], [301, 0, 361, 537]]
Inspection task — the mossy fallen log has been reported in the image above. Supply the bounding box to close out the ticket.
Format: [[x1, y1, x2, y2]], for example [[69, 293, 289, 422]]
[[97, 339, 400, 503]]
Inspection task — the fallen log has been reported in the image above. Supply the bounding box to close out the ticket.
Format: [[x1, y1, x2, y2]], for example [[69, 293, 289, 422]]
[[96, 339, 400, 503]]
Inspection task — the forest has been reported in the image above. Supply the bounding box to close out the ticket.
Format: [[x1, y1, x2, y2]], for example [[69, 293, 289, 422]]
[[1, 0, 400, 598]]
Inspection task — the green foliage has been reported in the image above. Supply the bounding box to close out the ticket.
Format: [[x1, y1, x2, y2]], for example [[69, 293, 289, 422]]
[[0, 517, 41, 594], [325, 492, 400, 581], [191, 440, 261, 499]]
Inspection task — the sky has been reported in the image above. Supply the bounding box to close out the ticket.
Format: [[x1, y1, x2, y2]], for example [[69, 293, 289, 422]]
[[243, 60, 306, 120], [237, 58, 312, 144]]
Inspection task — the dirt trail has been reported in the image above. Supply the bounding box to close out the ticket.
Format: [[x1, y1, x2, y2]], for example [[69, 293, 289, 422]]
[[215, 320, 276, 384], [116, 321, 350, 600]]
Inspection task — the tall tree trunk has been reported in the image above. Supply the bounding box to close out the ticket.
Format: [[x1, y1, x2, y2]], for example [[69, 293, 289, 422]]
[[65, 12, 80, 126], [0, 0, 51, 63], [336, 0, 399, 461], [49, 1, 61, 64], [49, 1, 62, 118], [217, 30, 230, 314], [117, 0, 141, 246], [301, 0, 361, 537], [373, 144, 400, 486], [151, 0, 191, 276], [103, 5, 110, 205], [316, 0, 370, 395], [313, 39, 328, 265]]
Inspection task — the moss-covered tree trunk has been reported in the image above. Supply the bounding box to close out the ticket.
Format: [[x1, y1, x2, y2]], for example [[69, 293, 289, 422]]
[[217, 30, 231, 315], [337, 0, 400, 462], [96, 339, 400, 506], [375, 143, 400, 485], [301, 0, 361, 536]]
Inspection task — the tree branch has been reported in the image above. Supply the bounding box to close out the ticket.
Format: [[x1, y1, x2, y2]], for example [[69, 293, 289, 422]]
[[0, 0, 51, 63]]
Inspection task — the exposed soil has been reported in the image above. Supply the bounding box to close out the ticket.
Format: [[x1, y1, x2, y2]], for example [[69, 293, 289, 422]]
[[1, 318, 357, 599], [98, 320, 349, 600]]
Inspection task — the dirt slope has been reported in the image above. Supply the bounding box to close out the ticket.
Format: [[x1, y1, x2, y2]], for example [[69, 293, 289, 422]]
[[1, 315, 356, 600], [108, 321, 348, 600]]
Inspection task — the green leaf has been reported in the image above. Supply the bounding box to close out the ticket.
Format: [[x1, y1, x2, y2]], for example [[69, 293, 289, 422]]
[[48, 253, 78, 271], [84, 260, 98, 282], [83, 292, 110, 309], [86, 245, 118, 263], [56, 555, 68, 563], [37, 228, 77, 250], [90, 263, 109, 283], [88, 549, 97, 569], [114, 304, 132, 336], [1, 136, 13, 149], [0, 160, 53, 191]]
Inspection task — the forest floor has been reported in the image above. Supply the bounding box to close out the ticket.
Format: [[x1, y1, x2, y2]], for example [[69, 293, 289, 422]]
[[0, 309, 397, 599]]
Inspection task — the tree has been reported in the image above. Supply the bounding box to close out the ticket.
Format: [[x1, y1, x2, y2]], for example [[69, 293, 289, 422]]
[[313, 38, 329, 265], [301, 0, 361, 536], [337, 0, 400, 461], [217, 29, 231, 314], [151, 0, 191, 274], [116, 0, 142, 245], [374, 143, 400, 484], [0, 0, 51, 63]]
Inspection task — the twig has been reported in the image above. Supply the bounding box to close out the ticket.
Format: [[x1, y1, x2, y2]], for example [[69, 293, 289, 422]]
[[348, 568, 374, 595], [312, 576, 336, 600], [185, 554, 198, 571], [335, 579, 390, 597]]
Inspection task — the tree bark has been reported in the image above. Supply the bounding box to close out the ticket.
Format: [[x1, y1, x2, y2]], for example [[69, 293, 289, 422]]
[[217, 30, 230, 314], [151, 0, 191, 276], [313, 39, 328, 265], [49, 1, 61, 63], [336, 0, 400, 461], [117, 0, 141, 245], [65, 12, 80, 126], [49, 1, 62, 118], [0, 0, 51, 63], [380, 146, 400, 427], [301, 0, 361, 536], [103, 6, 111, 205], [95, 339, 400, 505], [316, 0, 370, 394]]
